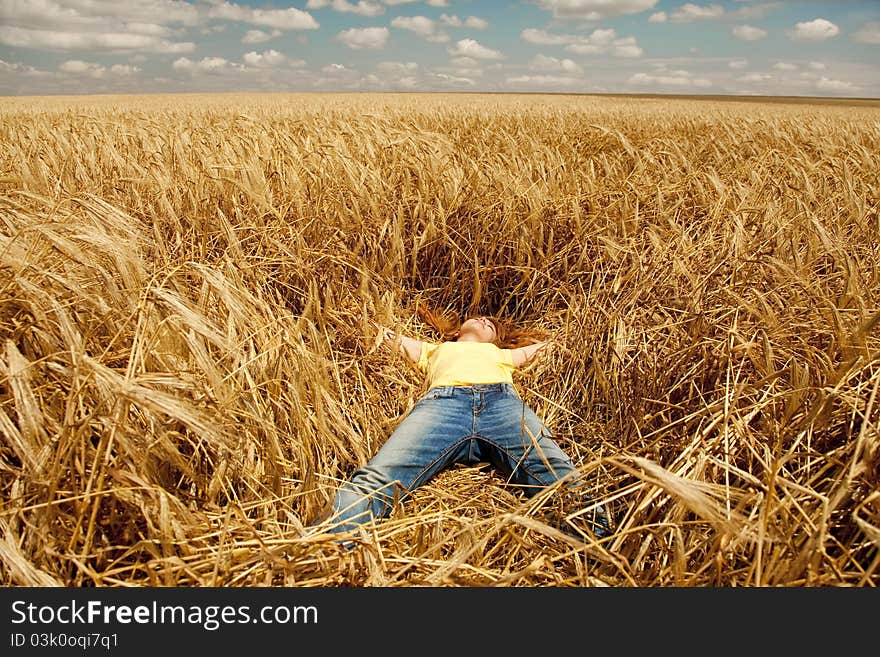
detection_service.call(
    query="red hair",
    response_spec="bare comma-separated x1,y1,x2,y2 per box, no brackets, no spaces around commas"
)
415,302,548,349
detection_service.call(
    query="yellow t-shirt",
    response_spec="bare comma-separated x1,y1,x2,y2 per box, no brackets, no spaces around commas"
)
416,341,516,389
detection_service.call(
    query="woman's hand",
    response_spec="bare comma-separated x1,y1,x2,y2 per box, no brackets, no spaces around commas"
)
371,320,423,363
379,325,401,348
511,340,551,367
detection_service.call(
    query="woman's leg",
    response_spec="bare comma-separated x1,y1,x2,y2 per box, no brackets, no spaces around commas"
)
324,386,475,536
476,384,609,536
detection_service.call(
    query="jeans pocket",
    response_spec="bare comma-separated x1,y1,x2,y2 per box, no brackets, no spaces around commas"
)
419,386,454,402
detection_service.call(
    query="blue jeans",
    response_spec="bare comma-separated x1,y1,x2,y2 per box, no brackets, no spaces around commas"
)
324,383,608,538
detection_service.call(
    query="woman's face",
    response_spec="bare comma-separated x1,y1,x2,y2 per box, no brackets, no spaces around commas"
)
460,316,498,342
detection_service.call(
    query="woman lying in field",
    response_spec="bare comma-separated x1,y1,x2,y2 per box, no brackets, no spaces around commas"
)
311,303,609,546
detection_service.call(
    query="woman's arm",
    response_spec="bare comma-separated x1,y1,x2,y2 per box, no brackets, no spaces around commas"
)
378,325,423,364
510,340,550,368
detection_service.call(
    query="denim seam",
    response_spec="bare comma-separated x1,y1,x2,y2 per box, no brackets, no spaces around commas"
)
471,434,559,489
406,434,475,493
402,387,535,490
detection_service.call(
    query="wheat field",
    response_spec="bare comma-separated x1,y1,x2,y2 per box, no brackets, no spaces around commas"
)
0,92,878,587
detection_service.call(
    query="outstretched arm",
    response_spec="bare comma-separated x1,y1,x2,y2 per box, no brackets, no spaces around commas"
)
510,340,550,368
377,324,423,364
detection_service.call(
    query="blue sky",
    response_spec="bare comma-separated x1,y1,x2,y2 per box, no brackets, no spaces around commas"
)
1,1,878,97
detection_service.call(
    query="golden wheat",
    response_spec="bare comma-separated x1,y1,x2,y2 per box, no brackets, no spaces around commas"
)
0,92,878,586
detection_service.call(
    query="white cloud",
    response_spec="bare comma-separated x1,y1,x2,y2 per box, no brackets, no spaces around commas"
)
448,38,504,60
729,1,779,22
816,77,858,93
788,18,839,42
852,22,880,45
337,26,389,49
630,73,685,86
507,74,580,87
391,16,448,42
567,44,601,55
376,61,418,74
59,59,105,77
563,29,643,58
124,23,174,38
588,30,619,47
0,0,202,30
370,61,421,89
449,66,484,78
629,71,711,87
520,28,575,46
536,0,659,20
391,16,434,36
242,29,281,44
529,53,582,73
0,25,195,53
242,49,288,68
395,76,418,88
110,64,140,75
611,36,643,58
172,56,240,73
434,72,475,86
439,15,488,30
0,58,49,77
732,25,767,41
465,16,488,30
305,0,383,17
208,1,319,30
669,3,724,22
1,0,872,97
0,0,314,55
360,69,414,88
737,72,771,83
